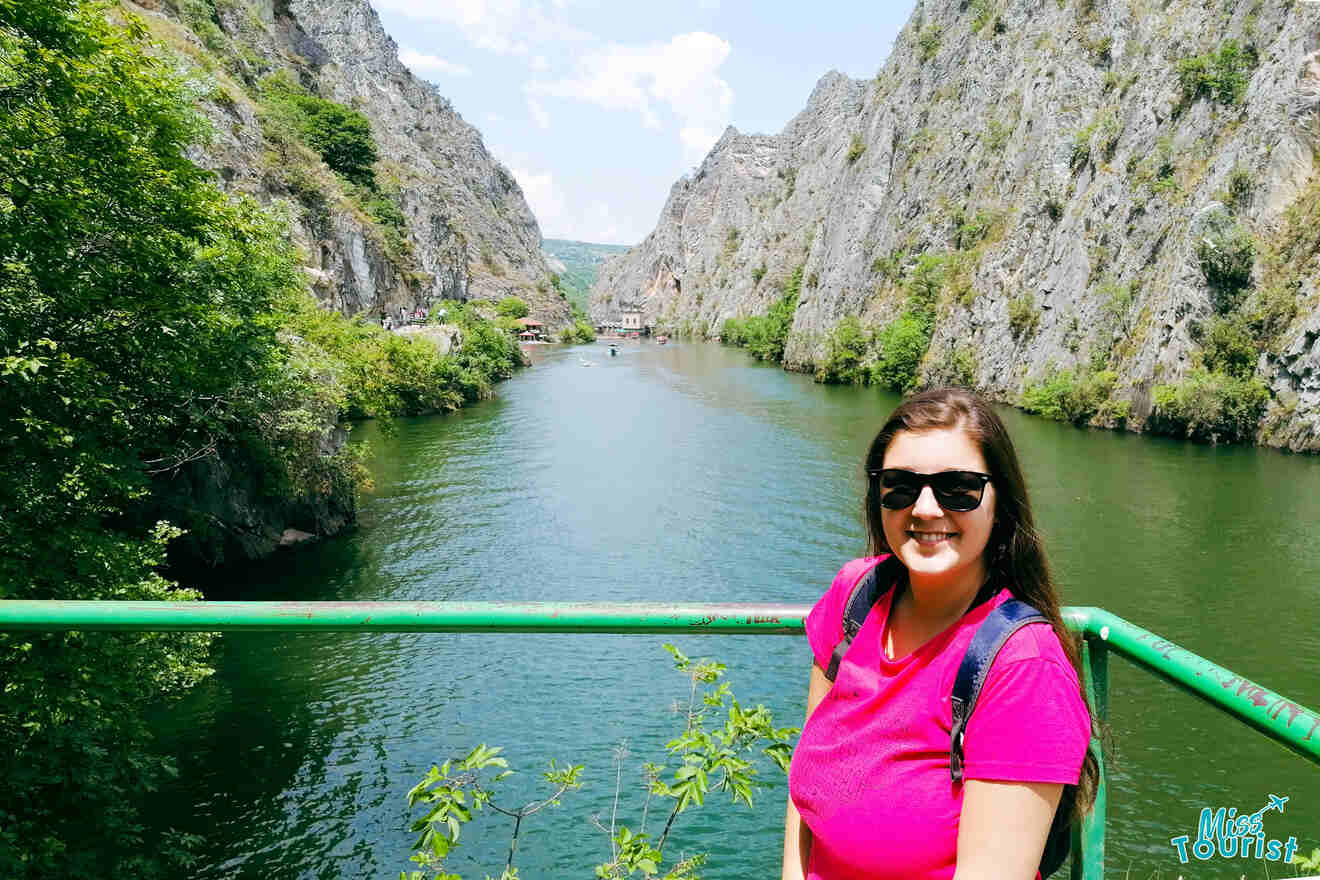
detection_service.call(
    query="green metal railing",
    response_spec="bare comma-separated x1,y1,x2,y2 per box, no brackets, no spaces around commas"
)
2,600,1317,879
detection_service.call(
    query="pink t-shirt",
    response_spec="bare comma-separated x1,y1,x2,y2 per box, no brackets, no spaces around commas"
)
788,557,1091,880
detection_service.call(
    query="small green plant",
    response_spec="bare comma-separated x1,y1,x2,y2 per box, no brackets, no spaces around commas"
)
1021,368,1124,425
846,135,866,164
969,0,995,32
260,72,379,187
1150,368,1269,444
723,228,740,259
1043,196,1064,222
1201,314,1256,379
751,263,766,284
872,314,930,391
917,24,943,61
985,119,1010,152
402,647,796,880
1177,40,1256,107
1196,211,1255,313
1226,166,1254,211
495,297,529,319
953,208,993,250
816,315,870,385
1007,293,1040,340
1292,844,1320,873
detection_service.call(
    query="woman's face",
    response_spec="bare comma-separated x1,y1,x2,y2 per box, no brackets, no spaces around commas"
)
879,425,997,592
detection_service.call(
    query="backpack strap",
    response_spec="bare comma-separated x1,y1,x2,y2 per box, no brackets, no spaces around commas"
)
823,555,901,682
948,599,1047,783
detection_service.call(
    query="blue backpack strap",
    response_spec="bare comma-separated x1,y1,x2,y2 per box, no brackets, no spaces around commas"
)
824,556,899,682
948,598,1047,783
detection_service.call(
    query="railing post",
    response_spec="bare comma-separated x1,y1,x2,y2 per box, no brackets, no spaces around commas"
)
1073,635,1109,880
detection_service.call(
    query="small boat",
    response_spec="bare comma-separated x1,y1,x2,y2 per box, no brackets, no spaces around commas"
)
609,344,618,357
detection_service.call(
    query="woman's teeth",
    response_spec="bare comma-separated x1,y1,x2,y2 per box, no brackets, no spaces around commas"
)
909,531,955,545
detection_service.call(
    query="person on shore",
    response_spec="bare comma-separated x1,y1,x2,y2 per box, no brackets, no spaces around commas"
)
782,388,1096,880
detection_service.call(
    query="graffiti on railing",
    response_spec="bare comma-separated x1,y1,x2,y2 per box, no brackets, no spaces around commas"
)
1131,632,1320,741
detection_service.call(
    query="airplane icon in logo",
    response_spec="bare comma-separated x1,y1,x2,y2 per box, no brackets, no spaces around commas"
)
1248,793,1289,821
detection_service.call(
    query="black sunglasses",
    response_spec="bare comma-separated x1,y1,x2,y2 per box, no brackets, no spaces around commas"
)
869,469,992,512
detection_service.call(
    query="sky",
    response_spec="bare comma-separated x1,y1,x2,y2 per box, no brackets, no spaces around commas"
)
370,0,918,246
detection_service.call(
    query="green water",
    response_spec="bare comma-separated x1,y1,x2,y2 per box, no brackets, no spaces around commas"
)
152,341,1320,879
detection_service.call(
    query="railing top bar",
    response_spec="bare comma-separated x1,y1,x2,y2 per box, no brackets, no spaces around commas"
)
2,600,1316,762
0,600,812,635
1065,606,1320,765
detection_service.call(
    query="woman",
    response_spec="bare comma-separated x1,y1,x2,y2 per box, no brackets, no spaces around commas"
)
782,388,1097,880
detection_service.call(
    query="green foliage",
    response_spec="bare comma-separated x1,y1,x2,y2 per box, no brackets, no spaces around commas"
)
751,263,766,284
1021,369,1126,425
1177,40,1255,107
723,227,740,259
260,71,378,187
1226,166,1254,211
952,208,993,250
1201,314,1257,379
1293,845,1320,873
560,320,597,344
1151,368,1269,443
1043,196,1064,222
871,247,910,282
815,316,869,385
720,266,802,364
984,119,1010,152
402,648,795,880
0,2,330,873
917,24,942,61
1007,293,1040,339
872,315,930,391
969,0,995,33
846,134,866,164
869,254,945,391
495,297,530,319
1196,211,1255,313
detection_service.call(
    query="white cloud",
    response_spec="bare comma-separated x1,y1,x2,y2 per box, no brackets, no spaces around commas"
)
526,97,551,129
526,32,733,156
508,166,567,235
399,47,472,78
375,0,590,56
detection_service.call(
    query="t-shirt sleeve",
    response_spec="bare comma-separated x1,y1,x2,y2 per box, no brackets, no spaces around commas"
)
961,653,1092,785
803,557,881,671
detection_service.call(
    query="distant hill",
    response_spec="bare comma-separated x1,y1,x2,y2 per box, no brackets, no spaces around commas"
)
542,239,632,312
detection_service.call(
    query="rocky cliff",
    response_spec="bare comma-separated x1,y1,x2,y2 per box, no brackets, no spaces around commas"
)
132,0,570,326
592,0,1320,450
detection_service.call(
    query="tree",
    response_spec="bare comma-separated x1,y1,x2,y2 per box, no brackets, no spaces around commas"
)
0,1,304,873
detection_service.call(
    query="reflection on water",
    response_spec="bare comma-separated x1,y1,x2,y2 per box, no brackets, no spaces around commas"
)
151,342,1320,879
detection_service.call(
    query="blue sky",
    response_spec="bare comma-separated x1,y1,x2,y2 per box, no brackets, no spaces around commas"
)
371,0,918,245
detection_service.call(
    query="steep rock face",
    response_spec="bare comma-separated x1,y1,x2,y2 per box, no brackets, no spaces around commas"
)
593,0,1320,449
135,0,570,326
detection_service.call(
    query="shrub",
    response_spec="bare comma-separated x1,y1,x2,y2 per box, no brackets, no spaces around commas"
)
1044,196,1064,222
1007,293,1040,339
872,314,930,391
723,227,740,259
261,73,378,187
1021,368,1121,424
917,25,943,61
953,209,993,250
722,265,803,363
1177,40,1256,107
559,320,596,344
1195,211,1255,313
816,316,869,385
905,253,944,326
969,0,994,33
495,296,530,319
1201,315,1256,379
1226,166,1254,211
1150,368,1269,443
847,135,866,164
751,263,766,284
985,119,1010,152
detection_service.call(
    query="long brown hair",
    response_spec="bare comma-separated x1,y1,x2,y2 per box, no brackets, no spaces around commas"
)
863,387,1099,816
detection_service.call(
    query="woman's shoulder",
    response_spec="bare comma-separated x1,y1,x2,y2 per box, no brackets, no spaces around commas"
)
987,591,1080,681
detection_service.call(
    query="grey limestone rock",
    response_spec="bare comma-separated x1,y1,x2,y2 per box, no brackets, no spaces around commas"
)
592,0,1320,449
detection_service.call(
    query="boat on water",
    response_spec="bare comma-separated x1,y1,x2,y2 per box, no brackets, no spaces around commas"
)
608,344,618,357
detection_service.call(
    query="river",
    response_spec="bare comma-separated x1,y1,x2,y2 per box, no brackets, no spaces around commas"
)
151,340,1319,879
